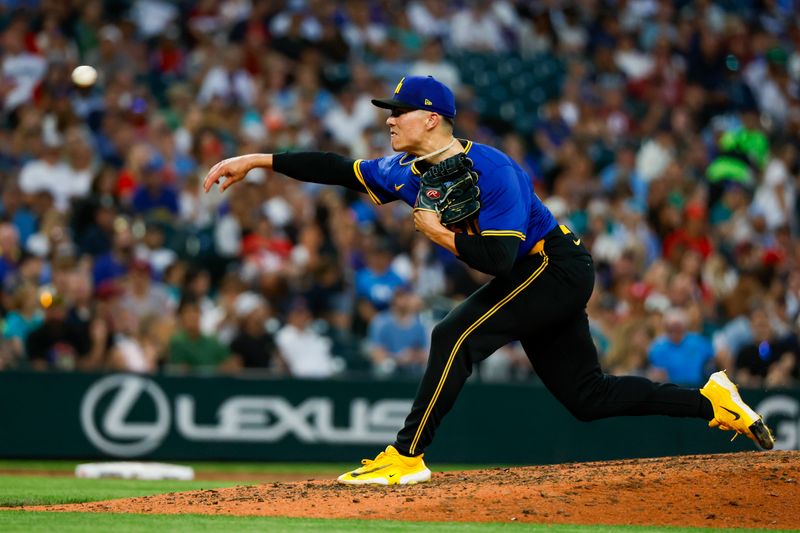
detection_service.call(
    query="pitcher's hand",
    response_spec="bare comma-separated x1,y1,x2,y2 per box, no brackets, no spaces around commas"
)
203,154,257,193
413,208,443,237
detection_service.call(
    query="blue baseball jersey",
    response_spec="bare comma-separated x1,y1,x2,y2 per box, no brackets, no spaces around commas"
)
354,140,557,257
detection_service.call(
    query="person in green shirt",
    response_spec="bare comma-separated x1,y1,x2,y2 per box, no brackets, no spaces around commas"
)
706,109,769,208
168,296,240,374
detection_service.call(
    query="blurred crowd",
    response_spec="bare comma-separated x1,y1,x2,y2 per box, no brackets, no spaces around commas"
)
0,0,798,388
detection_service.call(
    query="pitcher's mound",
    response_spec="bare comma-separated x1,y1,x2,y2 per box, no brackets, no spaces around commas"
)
34,451,800,528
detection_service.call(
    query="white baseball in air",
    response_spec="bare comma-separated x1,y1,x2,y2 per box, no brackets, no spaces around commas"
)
71,65,98,87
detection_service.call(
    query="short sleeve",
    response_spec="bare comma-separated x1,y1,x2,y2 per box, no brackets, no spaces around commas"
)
477,164,527,240
367,314,387,347
701,337,714,362
648,339,666,367
168,336,191,365
212,338,229,364
354,157,400,205
764,160,787,187
411,321,428,349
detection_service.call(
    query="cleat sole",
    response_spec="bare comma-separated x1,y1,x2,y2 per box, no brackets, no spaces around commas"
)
750,420,775,450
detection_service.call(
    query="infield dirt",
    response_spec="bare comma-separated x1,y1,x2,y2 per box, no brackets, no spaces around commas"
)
27,451,800,529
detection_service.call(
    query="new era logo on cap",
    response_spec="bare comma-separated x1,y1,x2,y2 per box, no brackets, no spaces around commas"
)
372,76,456,118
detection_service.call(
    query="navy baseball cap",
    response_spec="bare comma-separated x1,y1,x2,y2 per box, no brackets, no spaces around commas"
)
372,76,456,118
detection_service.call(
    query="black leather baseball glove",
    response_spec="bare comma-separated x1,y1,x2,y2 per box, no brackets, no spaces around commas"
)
414,153,480,225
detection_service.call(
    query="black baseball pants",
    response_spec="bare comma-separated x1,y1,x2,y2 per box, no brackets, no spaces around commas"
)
394,225,712,456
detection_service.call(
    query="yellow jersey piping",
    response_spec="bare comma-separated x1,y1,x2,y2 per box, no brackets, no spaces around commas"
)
480,230,526,240
353,159,382,205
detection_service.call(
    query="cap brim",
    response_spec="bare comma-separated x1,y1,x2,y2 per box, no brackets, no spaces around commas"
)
371,98,418,111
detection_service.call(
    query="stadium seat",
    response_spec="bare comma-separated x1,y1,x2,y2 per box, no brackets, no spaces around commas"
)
450,50,564,133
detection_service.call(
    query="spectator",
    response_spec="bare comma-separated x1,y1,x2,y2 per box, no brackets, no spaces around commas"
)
710,182,752,244
634,127,674,185
322,89,378,156
599,146,647,208
0,0,796,389
533,100,572,174
736,307,799,389
752,142,797,232
324,302,370,372
196,46,255,107
340,2,388,58
26,289,106,371
614,33,654,80
168,296,239,373
1,18,47,112
406,1,451,41
662,203,713,264
373,40,411,86
648,307,715,386
0,184,36,247
368,289,428,378
109,312,171,374
2,284,44,365
517,10,555,56
749,47,797,127
270,11,312,61
605,319,655,377
408,39,461,94
388,8,424,55
181,267,225,337
76,194,117,257
131,161,180,218
120,259,174,320
450,3,508,52
552,5,588,54
134,222,177,278
18,132,87,212
355,240,406,313
0,222,21,287
275,299,340,379
92,218,134,287
228,292,284,371
705,109,769,208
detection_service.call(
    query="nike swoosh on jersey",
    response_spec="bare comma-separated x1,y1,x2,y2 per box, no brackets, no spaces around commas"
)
573,238,581,246
394,183,405,191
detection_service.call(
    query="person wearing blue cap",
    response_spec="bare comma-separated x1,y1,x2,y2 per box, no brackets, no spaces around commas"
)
203,75,774,486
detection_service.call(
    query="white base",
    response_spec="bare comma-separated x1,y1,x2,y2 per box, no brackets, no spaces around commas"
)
75,462,195,480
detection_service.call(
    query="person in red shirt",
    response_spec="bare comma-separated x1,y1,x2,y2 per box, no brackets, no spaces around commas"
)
662,202,713,263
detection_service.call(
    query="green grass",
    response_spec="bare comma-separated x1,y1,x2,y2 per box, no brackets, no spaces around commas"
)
0,459,504,475
1,468,793,533
0,476,240,507
0,513,788,533
0,476,792,532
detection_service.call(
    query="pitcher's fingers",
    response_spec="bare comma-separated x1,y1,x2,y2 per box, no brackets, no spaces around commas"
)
203,162,226,192
219,174,241,192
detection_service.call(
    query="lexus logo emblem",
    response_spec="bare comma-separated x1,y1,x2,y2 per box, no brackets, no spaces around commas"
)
80,375,170,457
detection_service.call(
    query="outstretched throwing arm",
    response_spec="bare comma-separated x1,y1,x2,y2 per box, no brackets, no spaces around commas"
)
203,152,367,194
203,154,272,193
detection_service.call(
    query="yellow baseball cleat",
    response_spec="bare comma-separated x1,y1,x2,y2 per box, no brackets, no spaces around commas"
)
700,371,775,450
337,445,432,485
